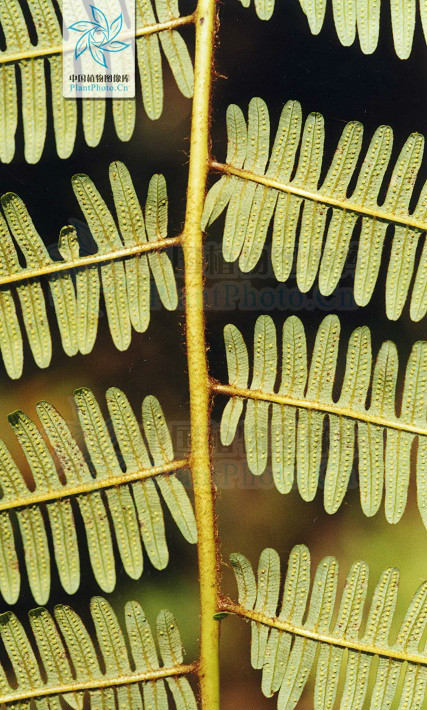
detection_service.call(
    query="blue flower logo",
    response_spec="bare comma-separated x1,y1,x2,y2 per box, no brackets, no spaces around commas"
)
68,5,130,69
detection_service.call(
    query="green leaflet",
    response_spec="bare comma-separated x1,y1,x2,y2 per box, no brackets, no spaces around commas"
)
229,552,257,609
2,191,80,357
262,545,310,697
223,97,270,263
251,548,280,669
58,226,100,355
332,0,356,45
142,395,197,543
145,174,179,310
205,99,427,322
301,0,327,34
0,513,19,606
230,546,427,710
298,120,362,293
36,399,116,594
389,183,427,321
155,0,194,98
0,0,194,162
390,0,416,59
358,341,397,517
136,0,163,119
297,315,340,501
0,65,18,164
49,55,77,158
239,0,421,58
244,316,277,475
110,162,178,319
126,600,169,710
0,163,178,377
385,341,427,524
0,387,196,605
254,0,275,20
72,174,132,352
341,566,399,709
109,161,151,334
357,0,381,54
107,387,169,570
29,607,82,710
272,111,323,282
0,439,50,604
26,0,76,159
112,98,136,143
319,123,392,297
278,556,338,710
314,559,368,710
354,131,424,307
202,104,247,229
220,314,427,529
1,193,52,369
20,58,47,165
220,324,249,445
0,611,48,709
157,609,198,710
8,409,80,596
82,99,106,148
325,325,371,513
239,100,302,273
0,214,23,379
91,597,143,710
271,316,306,494
0,598,195,710
384,581,427,708
54,603,112,710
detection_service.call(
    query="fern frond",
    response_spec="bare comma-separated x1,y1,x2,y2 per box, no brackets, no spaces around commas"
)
0,596,197,710
0,0,194,163
204,98,427,322
0,161,178,378
223,544,427,710
238,0,424,59
213,313,427,528
0,386,196,605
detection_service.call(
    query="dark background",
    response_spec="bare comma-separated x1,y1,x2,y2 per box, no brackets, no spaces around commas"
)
0,0,426,707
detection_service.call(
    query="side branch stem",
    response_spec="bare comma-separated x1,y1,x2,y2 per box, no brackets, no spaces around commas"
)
0,15,195,64
182,0,219,708
0,663,197,704
0,459,189,512
220,601,427,666
0,236,181,288
210,161,427,233
211,383,427,438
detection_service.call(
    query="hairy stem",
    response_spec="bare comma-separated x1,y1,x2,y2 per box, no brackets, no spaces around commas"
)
221,601,427,666
183,0,219,707
211,161,427,233
211,382,427,437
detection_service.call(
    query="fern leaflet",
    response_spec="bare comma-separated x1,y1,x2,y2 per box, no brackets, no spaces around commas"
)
223,544,427,710
0,161,178,378
0,596,196,710
204,98,427,323
0,387,196,605
214,314,427,529
0,0,194,162
239,0,426,59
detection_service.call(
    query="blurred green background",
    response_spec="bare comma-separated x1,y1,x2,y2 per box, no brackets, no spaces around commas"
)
0,0,427,707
